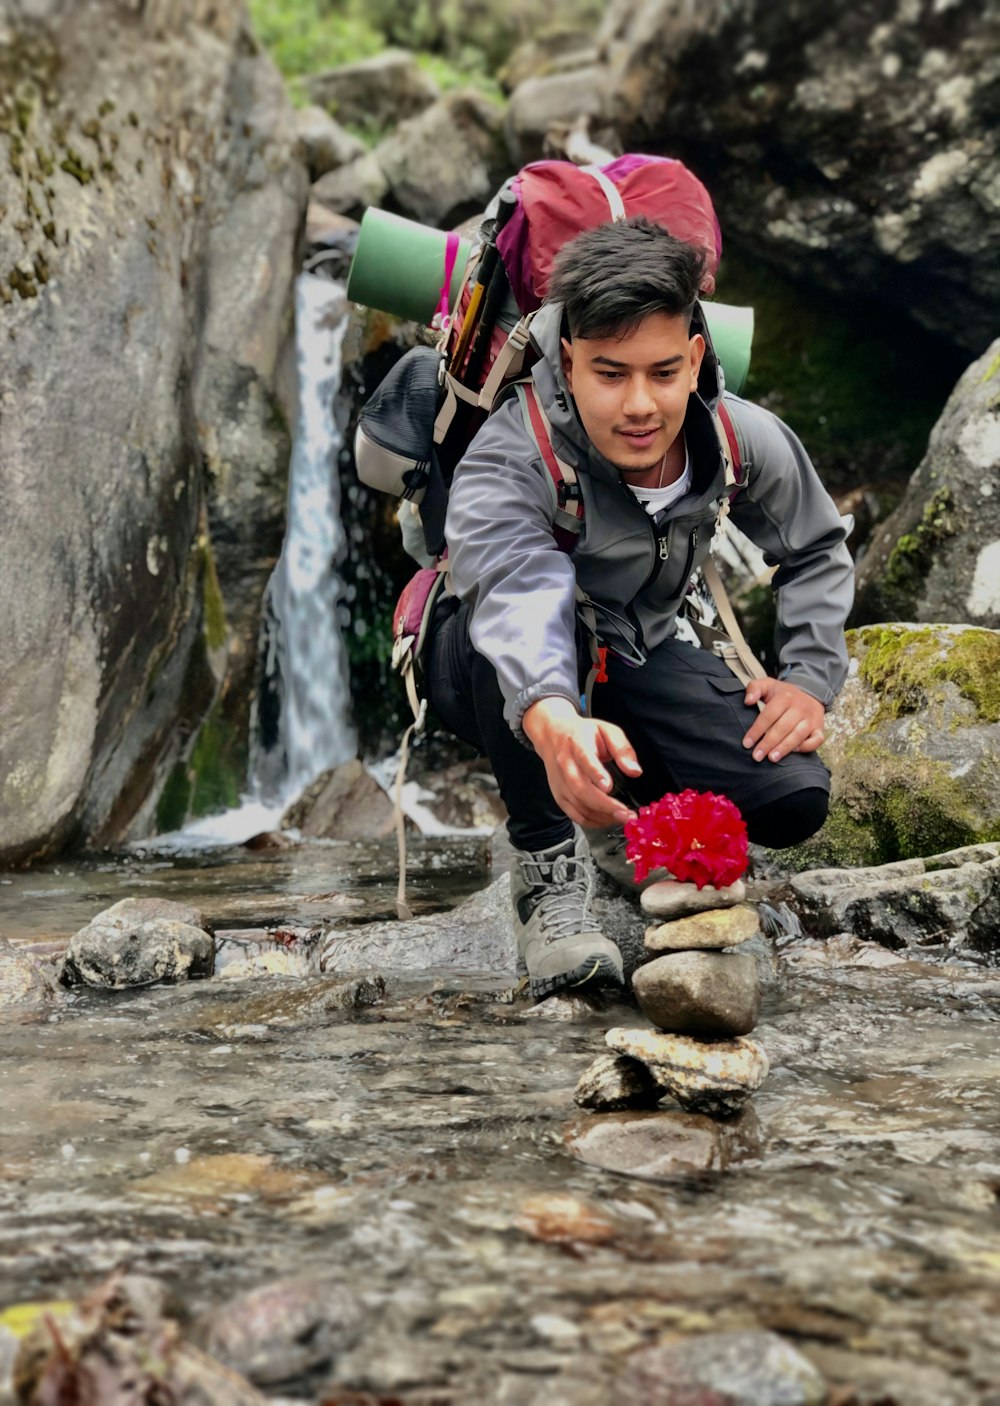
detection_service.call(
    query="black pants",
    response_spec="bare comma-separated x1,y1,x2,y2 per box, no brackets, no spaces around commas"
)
423,598,830,853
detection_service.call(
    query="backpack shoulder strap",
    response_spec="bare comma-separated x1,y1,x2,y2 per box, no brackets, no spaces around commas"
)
715,400,748,496
514,382,584,554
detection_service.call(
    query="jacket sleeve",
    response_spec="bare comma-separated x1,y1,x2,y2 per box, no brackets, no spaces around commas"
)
725,396,854,707
445,397,581,739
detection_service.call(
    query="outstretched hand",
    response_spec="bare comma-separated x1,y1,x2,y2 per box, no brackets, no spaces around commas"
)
742,677,825,763
522,697,641,827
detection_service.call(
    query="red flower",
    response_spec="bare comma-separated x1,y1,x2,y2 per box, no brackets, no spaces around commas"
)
624,789,748,889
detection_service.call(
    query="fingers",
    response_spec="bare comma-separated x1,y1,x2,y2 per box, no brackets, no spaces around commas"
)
595,721,643,779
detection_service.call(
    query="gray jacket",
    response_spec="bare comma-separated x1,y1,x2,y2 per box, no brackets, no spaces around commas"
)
445,301,854,740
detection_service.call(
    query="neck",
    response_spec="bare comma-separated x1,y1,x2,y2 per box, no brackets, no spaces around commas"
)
622,436,686,490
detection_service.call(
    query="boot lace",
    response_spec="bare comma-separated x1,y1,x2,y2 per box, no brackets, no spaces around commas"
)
520,852,596,944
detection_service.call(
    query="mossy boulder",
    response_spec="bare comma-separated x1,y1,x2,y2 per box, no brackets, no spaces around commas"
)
853,338,1000,627
780,623,1000,871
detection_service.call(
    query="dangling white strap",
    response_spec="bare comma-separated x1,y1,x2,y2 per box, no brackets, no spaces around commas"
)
582,164,627,222
477,314,534,412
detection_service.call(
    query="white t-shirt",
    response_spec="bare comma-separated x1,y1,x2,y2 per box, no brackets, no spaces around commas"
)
629,440,691,516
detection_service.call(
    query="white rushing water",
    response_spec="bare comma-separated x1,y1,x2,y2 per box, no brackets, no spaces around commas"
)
260,273,358,798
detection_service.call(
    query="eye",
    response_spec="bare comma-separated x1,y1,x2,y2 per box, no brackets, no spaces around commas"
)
597,371,623,381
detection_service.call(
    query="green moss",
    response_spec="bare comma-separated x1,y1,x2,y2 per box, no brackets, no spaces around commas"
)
855,624,1000,724
878,487,957,613
187,710,244,817
201,540,227,651
59,149,93,184
980,351,1000,384
155,764,192,834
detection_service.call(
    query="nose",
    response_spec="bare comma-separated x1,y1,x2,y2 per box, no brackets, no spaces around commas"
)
622,375,657,418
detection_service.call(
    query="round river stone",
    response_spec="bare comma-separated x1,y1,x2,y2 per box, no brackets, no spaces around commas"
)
632,950,761,1037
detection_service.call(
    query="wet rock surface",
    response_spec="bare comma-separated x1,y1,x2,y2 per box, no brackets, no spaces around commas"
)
574,1052,662,1112
567,1108,762,1178
0,948,55,1009
200,1276,364,1385
607,1027,770,1118
643,903,760,952
62,897,215,989
778,842,1000,956
614,1329,826,1406
632,950,761,1037
640,877,747,921
2,843,1000,1405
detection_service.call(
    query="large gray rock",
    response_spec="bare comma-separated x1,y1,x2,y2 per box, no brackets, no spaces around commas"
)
777,842,1000,956
282,758,394,840
601,0,999,354
614,1330,826,1406
505,65,610,164
0,0,307,862
374,90,509,228
306,50,440,135
632,950,761,1037
316,871,517,978
782,623,1000,871
854,340,1000,627
62,897,214,989
294,105,366,180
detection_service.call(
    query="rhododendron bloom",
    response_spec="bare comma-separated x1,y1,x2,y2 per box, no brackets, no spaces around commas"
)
624,789,748,888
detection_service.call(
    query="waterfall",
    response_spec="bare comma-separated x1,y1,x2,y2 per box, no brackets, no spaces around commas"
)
154,272,357,849
251,273,358,802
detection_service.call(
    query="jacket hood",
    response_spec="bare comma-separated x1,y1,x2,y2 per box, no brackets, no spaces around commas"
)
528,299,727,488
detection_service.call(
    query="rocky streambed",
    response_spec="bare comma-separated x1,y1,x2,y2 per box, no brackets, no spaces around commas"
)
2,841,999,1405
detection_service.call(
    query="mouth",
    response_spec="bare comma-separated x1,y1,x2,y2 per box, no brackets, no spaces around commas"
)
616,428,661,450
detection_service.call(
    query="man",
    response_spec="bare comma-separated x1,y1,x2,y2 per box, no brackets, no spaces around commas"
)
422,216,853,998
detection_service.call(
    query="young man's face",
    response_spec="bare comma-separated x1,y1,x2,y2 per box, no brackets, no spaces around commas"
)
560,311,705,474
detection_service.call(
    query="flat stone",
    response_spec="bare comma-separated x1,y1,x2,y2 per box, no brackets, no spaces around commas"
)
574,1053,662,1112
614,1330,826,1405
606,1028,769,1118
640,877,746,920
632,950,761,1037
644,904,760,953
566,1108,761,1178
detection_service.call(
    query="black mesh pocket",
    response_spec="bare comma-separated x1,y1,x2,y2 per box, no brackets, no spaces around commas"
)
359,345,444,498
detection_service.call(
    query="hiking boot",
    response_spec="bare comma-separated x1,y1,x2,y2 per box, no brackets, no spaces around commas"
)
510,829,624,1000
584,823,671,895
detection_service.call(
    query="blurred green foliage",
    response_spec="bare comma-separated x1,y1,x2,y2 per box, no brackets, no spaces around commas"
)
248,0,603,102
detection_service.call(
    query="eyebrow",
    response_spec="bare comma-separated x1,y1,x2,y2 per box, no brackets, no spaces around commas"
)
590,354,685,369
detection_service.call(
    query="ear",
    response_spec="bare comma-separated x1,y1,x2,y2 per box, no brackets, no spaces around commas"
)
688,332,706,389
560,336,574,389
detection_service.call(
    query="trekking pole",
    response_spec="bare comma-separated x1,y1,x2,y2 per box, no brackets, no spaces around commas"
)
450,189,520,385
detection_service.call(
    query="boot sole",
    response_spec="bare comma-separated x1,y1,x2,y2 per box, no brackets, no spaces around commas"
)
530,952,625,1001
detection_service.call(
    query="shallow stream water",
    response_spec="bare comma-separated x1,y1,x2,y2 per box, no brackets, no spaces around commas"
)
2,843,999,1404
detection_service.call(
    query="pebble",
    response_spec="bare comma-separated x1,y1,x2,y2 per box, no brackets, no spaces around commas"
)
514,1193,617,1245
644,903,760,953
606,1027,770,1118
640,877,746,919
200,1277,363,1386
574,1052,662,1112
614,1329,826,1405
632,950,761,1037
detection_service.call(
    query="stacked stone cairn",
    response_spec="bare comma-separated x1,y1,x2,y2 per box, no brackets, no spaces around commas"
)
575,879,769,1119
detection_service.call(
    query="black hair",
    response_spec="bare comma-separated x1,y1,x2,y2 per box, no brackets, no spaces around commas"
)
547,214,707,340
